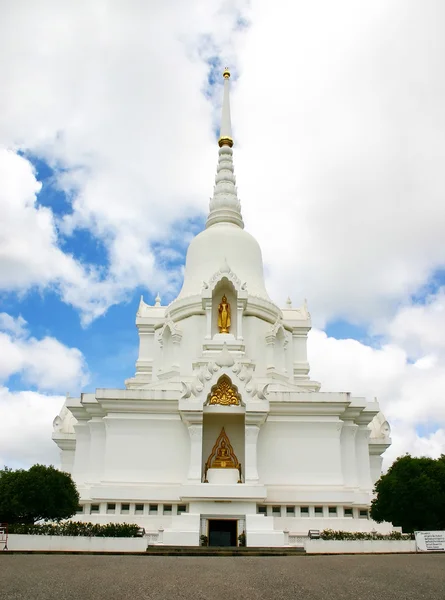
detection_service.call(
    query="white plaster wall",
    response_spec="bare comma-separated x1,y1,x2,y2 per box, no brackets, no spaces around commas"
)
8,535,147,552
71,423,91,484
265,488,371,505
102,416,189,483
246,514,285,547
275,517,396,534
151,325,162,372
355,427,373,491
88,419,106,482
305,540,416,554
168,314,205,377
369,454,384,485
202,413,245,477
272,328,291,375
162,512,200,545
292,330,308,364
136,324,155,365
189,501,257,516
258,420,343,485
79,483,184,502
60,449,75,474
149,315,206,379
161,327,174,370
247,531,285,547
162,531,199,546
72,514,174,530
242,317,270,376
340,423,358,487
283,329,293,375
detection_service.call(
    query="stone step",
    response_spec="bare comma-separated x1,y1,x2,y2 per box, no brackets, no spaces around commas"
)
145,546,306,556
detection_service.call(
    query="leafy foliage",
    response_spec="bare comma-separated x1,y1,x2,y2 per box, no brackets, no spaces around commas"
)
8,521,141,537
370,454,445,533
320,529,412,540
0,465,79,524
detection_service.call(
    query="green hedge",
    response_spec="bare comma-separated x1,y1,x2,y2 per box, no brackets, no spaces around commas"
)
320,529,413,540
8,521,141,537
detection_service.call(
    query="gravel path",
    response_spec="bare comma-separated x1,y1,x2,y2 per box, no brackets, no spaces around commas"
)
1,554,444,600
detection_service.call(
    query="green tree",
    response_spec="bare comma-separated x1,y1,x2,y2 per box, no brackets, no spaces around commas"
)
0,464,80,524
371,454,445,533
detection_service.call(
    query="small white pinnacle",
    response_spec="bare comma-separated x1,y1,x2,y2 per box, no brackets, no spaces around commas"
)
155,293,161,307
220,257,230,273
286,297,292,308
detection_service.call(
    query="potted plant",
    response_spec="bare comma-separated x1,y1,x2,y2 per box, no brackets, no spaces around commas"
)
238,531,246,547
200,534,209,546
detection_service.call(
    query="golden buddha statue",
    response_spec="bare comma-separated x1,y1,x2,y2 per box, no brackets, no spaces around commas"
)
203,428,242,482
218,295,231,333
212,440,236,469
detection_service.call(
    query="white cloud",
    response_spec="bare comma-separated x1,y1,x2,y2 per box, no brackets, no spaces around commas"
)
378,288,445,359
233,0,445,324
0,1,249,323
308,289,445,466
0,149,75,289
0,313,27,337
0,314,88,392
0,313,86,469
0,387,63,469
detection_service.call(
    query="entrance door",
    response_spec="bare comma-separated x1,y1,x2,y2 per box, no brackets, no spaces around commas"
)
208,519,238,547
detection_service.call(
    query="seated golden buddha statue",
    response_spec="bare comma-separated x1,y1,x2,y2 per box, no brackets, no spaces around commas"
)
212,440,236,469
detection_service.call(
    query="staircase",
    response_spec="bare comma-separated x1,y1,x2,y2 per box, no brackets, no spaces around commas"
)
145,546,306,556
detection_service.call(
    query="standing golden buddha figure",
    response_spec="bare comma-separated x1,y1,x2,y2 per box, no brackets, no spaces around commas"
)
218,295,231,333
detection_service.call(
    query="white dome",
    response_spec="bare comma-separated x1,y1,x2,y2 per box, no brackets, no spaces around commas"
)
177,222,271,300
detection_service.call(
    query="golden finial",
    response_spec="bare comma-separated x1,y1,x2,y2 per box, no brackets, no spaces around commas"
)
223,67,230,79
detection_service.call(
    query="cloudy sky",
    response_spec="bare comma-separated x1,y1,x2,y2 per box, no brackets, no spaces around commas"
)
1,0,444,470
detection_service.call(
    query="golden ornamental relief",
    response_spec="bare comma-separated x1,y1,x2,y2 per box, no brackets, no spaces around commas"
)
208,374,240,406
204,427,242,483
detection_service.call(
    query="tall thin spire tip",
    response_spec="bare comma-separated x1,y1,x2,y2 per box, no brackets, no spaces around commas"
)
206,66,243,229
218,68,233,148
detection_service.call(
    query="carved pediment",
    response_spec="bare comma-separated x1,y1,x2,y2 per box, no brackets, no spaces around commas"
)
207,374,241,406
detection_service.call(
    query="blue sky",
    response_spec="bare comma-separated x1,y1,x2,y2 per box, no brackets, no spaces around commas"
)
1,0,445,468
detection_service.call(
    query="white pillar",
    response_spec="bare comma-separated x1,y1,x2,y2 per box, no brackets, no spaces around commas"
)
340,422,358,487
187,424,203,482
292,327,310,380
171,332,182,369
71,421,91,483
245,424,260,483
88,419,106,482
265,333,275,372
355,425,373,490
135,323,155,382
204,300,212,339
236,301,243,340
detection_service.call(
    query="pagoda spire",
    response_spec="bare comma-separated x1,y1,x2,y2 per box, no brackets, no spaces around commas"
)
206,68,244,229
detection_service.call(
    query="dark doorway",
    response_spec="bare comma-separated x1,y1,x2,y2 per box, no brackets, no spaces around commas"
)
208,519,238,547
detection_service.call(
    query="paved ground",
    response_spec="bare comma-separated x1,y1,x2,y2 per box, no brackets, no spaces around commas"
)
1,554,444,600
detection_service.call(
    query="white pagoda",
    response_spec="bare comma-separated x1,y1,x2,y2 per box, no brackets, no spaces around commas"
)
53,69,393,547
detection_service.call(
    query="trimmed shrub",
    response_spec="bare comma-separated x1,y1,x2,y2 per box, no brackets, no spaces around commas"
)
320,529,413,541
8,521,141,537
